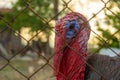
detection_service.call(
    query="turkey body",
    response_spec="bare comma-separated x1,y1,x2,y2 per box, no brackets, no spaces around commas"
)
85,54,120,80
53,12,120,80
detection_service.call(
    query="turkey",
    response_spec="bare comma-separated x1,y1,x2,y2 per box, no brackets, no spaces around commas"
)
53,12,120,80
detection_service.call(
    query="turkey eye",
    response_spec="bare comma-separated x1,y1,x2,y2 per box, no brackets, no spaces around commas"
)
69,24,74,30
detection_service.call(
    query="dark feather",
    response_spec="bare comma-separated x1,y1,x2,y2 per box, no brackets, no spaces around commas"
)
85,54,120,80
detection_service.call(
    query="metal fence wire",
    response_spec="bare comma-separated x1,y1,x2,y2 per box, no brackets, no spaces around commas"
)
0,0,120,80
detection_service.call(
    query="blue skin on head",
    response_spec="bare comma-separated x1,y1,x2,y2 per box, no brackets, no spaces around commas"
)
65,20,80,39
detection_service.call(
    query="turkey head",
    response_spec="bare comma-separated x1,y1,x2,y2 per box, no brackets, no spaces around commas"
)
54,12,90,80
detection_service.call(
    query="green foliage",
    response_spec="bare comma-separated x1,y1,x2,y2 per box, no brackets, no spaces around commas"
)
96,1,120,48
2,0,54,32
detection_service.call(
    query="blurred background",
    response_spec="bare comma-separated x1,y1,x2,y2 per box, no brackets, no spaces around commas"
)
0,0,120,80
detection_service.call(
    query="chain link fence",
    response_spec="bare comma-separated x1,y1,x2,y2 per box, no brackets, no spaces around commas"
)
0,0,120,80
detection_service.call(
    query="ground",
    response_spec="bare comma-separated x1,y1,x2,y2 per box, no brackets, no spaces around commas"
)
0,58,55,80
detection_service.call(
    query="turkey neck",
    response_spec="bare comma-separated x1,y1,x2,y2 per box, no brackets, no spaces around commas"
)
58,28,88,80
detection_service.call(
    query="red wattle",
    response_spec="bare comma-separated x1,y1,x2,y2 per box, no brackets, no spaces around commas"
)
54,12,90,80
